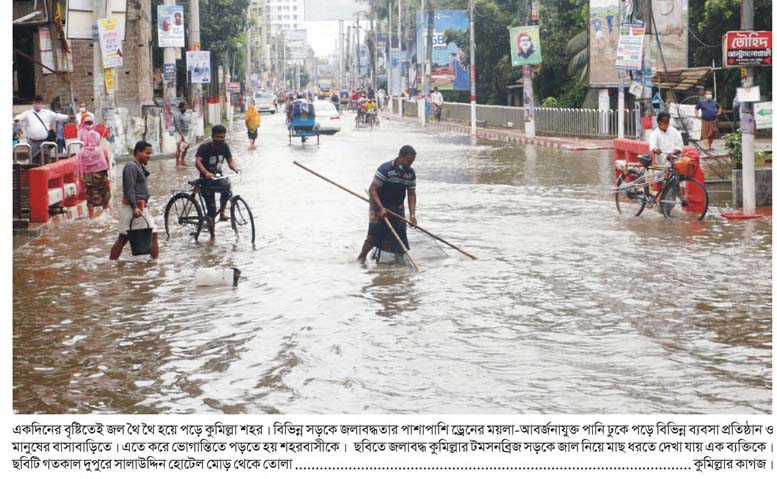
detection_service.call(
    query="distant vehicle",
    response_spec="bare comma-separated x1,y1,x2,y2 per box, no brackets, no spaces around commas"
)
313,101,341,135
316,77,336,99
253,92,276,114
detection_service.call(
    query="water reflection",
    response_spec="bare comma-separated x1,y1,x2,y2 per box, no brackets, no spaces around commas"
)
13,113,771,414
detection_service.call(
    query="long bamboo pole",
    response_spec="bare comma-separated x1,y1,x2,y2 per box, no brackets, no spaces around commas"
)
292,160,477,260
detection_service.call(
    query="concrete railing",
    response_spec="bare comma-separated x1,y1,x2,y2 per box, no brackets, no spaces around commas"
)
395,99,639,138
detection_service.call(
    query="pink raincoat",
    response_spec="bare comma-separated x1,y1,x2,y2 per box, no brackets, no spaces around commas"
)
75,115,109,194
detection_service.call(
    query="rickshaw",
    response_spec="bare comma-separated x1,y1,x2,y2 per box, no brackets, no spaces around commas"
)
287,99,320,145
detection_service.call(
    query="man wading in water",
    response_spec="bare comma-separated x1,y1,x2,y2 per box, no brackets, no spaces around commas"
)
357,145,418,263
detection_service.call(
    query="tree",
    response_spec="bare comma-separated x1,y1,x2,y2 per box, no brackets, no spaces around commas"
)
199,0,251,94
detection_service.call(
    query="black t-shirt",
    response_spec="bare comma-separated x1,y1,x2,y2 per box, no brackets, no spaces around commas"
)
373,159,416,207
195,141,232,177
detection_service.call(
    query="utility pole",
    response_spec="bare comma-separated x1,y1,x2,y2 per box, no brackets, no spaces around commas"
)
246,26,251,102
93,0,107,123
388,1,393,111
339,20,344,89
356,14,361,88
522,1,535,138
617,0,624,138
469,0,476,136
740,0,756,214
398,0,403,117
371,0,378,95
162,0,178,153
188,0,203,135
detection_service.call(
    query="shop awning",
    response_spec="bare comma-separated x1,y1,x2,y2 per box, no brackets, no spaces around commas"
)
652,67,719,91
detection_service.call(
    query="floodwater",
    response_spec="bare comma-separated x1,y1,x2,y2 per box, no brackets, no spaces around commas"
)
13,110,772,414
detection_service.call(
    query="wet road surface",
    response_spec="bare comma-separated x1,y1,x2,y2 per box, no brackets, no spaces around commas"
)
13,109,772,414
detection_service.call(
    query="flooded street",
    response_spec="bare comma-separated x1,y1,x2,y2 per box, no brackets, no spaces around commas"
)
13,111,771,414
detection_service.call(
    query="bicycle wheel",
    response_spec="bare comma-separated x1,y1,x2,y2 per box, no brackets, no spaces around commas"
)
164,193,203,240
615,173,647,217
230,195,255,243
659,177,709,221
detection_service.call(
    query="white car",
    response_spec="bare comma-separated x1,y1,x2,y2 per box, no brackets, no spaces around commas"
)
313,101,341,135
253,92,276,114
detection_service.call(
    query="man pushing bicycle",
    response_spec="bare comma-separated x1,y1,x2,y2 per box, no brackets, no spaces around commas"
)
195,125,241,237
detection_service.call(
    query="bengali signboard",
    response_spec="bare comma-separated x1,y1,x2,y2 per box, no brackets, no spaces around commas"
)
227,82,241,93
157,5,185,48
723,31,772,67
186,50,211,84
615,23,645,71
285,29,307,61
97,17,123,68
509,26,542,67
416,10,471,91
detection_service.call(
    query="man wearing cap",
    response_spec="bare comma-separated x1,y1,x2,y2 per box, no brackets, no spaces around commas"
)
14,95,73,163
357,145,418,262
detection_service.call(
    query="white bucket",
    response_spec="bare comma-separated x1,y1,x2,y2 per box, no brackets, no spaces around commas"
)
195,267,241,287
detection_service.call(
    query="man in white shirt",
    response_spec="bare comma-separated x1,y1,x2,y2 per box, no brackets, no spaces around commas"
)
648,111,683,167
430,87,444,121
14,95,72,163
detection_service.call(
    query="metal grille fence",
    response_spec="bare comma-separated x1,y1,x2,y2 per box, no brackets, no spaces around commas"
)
396,100,639,138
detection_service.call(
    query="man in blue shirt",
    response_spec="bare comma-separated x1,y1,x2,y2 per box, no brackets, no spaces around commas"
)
695,90,720,151
357,145,418,262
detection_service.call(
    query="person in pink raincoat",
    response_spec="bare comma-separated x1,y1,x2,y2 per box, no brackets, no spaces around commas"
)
75,114,111,218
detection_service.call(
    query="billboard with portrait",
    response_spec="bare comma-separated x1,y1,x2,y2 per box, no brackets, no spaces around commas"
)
509,26,542,67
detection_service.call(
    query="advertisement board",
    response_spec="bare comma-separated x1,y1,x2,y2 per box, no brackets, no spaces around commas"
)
186,51,211,84
589,0,688,87
303,0,360,21
416,10,470,91
509,26,542,67
723,31,772,67
157,5,185,48
97,17,124,68
285,29,307,61
615,23,645,71
66,0,127,40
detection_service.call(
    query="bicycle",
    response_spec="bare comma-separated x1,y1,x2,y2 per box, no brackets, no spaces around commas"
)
614,153,709,221
163,173,256,243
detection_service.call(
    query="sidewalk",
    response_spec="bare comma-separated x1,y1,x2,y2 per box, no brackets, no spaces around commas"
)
381,110,613,151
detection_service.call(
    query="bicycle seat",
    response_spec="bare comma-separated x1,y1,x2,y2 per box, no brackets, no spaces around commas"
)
636,154,653,167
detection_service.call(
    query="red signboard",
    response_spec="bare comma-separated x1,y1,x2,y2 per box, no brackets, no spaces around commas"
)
226,82,241,93
723,31,772,67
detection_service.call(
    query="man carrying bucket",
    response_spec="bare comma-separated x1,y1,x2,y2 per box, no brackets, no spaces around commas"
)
110,141,159,260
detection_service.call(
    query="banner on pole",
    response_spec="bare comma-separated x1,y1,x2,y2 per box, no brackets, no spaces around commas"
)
104,68,115,94
186,51,211,84
509,26,542,67
416,10,470,91
97,17,124,68
158,5,185,48
754,101,772,129
615,23,645,71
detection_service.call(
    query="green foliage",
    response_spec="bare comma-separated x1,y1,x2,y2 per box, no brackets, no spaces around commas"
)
723,130,742,169
541,97,559,107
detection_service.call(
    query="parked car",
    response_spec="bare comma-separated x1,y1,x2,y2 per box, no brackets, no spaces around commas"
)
313,101,341,135
253,92,276,114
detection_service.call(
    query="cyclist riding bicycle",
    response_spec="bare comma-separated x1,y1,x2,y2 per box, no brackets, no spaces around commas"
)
194,124,241,237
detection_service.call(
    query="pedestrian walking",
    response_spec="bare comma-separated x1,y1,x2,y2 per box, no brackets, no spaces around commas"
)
13,95,73,163
173,102,191,166
245,103,261,149
357,145,418,263
110,141,159,259
75,114,111,219
430,87,444,121
695,90,720,151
